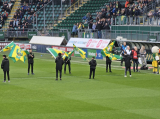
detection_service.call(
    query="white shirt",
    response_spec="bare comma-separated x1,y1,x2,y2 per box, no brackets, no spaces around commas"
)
126,49,131,55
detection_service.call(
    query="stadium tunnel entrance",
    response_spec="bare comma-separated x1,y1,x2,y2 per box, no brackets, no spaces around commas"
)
113,40,160,63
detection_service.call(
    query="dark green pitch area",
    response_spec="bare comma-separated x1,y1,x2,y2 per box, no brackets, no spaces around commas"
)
0,52,160,119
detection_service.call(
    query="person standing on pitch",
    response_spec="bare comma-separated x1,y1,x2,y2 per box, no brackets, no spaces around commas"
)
132,46,139,72
124,51,132,77
106,56,112,72
121,42,128,66
64,55,71,74
27,49,34,75
1,55,10,82
89,57,97,79
126,46,131,55
55,53,64,80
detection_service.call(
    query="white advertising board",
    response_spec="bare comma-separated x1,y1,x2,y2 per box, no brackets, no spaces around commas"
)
15,43,31,50
66,38,111,49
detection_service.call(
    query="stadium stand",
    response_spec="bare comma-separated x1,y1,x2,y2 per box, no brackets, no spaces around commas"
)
1,0,159,32
0,0,14,29
3,0,80,31
55,0,158,32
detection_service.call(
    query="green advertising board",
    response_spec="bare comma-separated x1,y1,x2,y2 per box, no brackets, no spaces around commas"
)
87,49,96,58
28,32,37,39
0,32,4,39
59,32,68,40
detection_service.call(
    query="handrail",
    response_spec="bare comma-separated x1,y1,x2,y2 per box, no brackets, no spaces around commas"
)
65,0,89,17
34,0,52,15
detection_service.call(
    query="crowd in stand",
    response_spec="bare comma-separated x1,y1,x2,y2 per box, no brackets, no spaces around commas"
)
75,0,157,38
0,0,14,28
8,0,51,32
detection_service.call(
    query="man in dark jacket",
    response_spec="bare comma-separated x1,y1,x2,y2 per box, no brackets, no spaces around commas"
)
96,21,102,38
124,52,132,77
106,56,112,72
89,57,97,79
135,7,140,24
55,53,64,80
27,49,34,75
1,55,10,82
64,56,71,74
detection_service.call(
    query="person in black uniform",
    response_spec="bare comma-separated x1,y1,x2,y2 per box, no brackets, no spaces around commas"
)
89,57,97,79
1,55,10,82
64,55,71,74
27,49,34,75
55,53,64,80
124,51,132,77
106,56,112,72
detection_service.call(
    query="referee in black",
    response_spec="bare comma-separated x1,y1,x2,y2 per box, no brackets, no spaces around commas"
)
27,49,34,75
64,55,71,74
1,55,10,82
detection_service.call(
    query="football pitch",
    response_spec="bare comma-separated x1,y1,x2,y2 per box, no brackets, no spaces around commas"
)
0,52,160,119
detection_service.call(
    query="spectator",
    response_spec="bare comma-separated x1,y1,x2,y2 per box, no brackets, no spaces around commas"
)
78,22,84,31
103,23,110,30
24,23,28,29
37,4,40,10
112,5,116,14
9,20,13,28
8,2,12,9
24,16,28,22
27,17,32,24
116,1,121,11
125,0,129,8
39,0,44,5
17,26,21,36
17,13,21,19
89,15,93,22
30,9,35,15
0,0,2,6
89,21,93,31
13,13,17,19
96,21,102,38
72,23,77,37
4,11,8,17
18,20,22,27
148,11,153,24
44,0,48,4
27,8,31,15
2,14,7,21
22,20,26,26
92,22,96,31
129,7,134,25
135,7,140,24
13,19,19,28
117,9,121,16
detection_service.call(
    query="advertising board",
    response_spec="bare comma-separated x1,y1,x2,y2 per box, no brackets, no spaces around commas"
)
66,38,110,49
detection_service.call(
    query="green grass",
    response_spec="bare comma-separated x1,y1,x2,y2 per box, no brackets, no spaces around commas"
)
0,52,160,119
